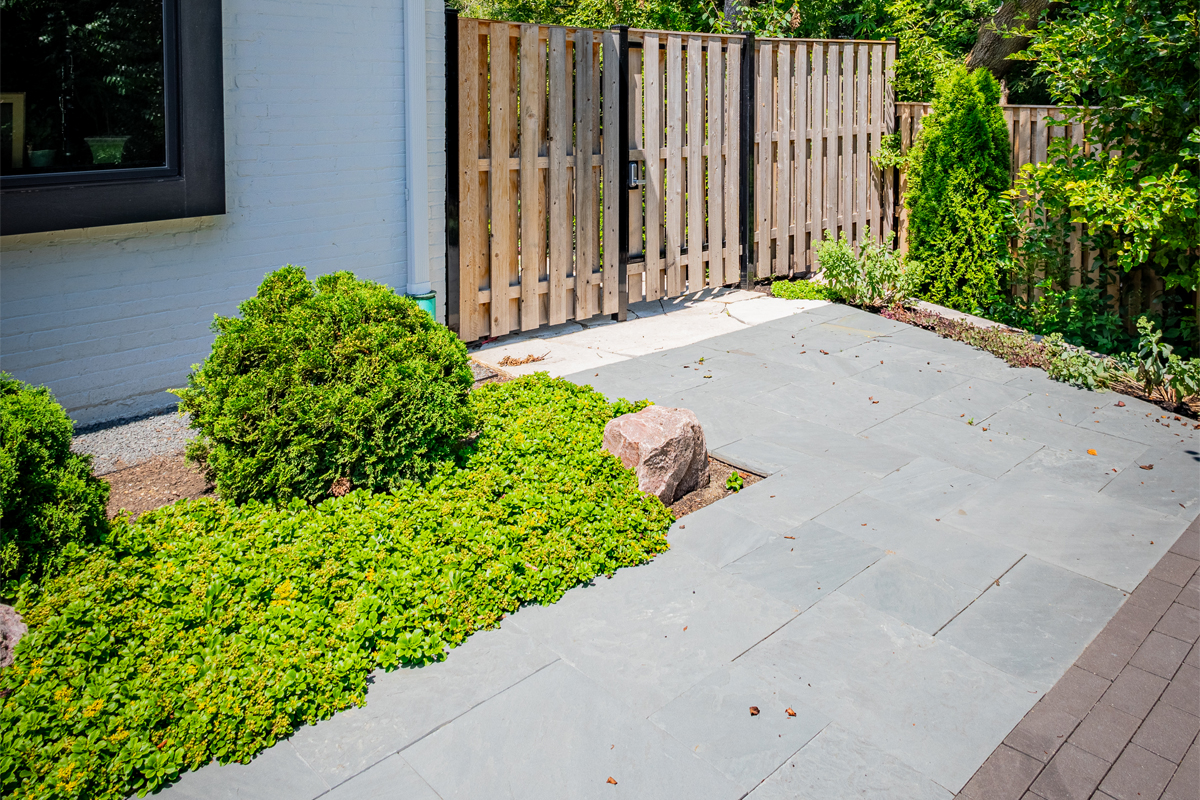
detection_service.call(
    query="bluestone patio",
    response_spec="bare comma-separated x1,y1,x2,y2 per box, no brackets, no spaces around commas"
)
162,300,1198,799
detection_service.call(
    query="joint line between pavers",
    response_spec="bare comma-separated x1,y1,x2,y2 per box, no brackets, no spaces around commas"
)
287,740,333,795
728,546,887,664
316,656,564,795
932,554,1026,639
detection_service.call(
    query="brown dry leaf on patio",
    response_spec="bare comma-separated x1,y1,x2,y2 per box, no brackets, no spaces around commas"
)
606,777,618,785
1140,464,1154,470
1087,449,1097,456
786,707,797,717
498,352,549,367
749,706,761,716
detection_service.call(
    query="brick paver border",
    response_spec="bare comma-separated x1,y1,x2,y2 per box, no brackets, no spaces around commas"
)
956,513,1200,800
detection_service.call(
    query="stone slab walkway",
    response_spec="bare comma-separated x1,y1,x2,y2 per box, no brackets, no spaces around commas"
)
160,303,1199,800
958,516,1199,800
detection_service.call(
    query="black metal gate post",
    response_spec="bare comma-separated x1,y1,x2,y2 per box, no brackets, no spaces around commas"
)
738,31,755,290
614,25,630,321
444,7,460,333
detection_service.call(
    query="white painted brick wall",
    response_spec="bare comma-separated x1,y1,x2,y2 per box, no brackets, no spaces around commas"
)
0,0,448,426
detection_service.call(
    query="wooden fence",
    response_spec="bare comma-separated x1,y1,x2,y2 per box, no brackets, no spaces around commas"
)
751,38,894,280
895,102,1100,288
447,15,897,342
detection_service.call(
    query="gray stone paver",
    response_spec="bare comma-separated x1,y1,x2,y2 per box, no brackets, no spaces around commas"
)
401,660,741,799
156,305,1200,799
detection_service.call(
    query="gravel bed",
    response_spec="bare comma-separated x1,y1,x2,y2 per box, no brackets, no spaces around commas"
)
76,361,500,477
72,410,197,476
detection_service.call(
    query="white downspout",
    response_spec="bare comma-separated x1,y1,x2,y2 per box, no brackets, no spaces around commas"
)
403,0,433,306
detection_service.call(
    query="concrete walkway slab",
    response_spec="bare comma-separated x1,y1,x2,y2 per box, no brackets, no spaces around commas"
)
722,520,884,612
748,724,953,800
285,624,557,785
815,494,1024,592
938,557,1127,689
953,473,1188,592
649,661,830,791
740,591,1039,792
837,554,981,635
401,660,740,800
506,551,800,715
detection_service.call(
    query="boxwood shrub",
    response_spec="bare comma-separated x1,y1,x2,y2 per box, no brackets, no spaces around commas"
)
0,375,670,800
0,374,108,594
175,267,474,505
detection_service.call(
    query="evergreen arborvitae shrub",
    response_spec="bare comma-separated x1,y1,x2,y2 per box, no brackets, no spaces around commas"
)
906,66,1011,312
175,267,474,505
0,374,109,591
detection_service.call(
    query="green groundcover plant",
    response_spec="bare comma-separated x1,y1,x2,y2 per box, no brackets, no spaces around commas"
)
0,375,108,594
175,267,474,506
0,375,671,800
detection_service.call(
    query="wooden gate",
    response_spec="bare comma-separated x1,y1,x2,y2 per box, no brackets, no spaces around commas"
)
445,15,897,341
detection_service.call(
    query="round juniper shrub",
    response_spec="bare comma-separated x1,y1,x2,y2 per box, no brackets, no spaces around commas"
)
175,267,474,504
0,374,109,592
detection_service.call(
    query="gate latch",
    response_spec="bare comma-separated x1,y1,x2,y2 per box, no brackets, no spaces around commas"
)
626,160,644,189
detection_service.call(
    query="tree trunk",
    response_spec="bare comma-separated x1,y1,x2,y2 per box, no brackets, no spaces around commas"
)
965,0,1050,80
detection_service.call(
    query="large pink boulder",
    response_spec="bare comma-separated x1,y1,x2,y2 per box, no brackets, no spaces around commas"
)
603,406,709,504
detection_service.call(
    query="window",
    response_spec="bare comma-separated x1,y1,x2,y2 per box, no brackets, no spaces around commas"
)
0,0,224,235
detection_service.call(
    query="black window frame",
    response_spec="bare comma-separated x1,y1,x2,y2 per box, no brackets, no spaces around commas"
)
0,0,225,235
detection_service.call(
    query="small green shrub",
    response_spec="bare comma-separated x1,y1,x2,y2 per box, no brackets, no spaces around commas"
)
1132,317,1200,406
175,267,474,505
1043,335,1114,391
815,230,918,307
725,471,744,492
988,284,1131,355
0,375,672,800
770,278,831,301
906,66,1010,312
0,374,108,593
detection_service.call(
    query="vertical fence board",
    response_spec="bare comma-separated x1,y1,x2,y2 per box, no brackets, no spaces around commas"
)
881,41,894,240
706,39,725,288
811,42,825,243
603,30,620,315
488,23,516,336
724,38,741,285
839,43,852,237
686,36,704,291
644,35,664,301
794,42,809,267
854,43,867,245
458,20,482,340
665,35,684,296
629,45,645,302
547,27,570,325
775,42,792,274
574,29,597,320
755,41,772,279
519,25,543,331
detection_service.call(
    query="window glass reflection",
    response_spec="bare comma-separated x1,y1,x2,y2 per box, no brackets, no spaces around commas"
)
1,0,166,176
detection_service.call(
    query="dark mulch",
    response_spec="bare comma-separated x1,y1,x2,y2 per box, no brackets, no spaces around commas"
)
102,452,757,523
670,457,762,517
103,455,214,521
